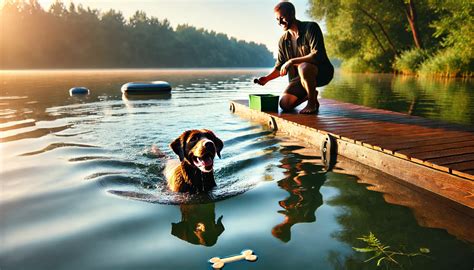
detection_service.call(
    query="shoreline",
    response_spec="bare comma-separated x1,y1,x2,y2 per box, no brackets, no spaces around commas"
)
1,67,471,79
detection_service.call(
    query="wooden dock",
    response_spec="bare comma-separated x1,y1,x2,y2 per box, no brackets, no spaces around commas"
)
230,99,474,213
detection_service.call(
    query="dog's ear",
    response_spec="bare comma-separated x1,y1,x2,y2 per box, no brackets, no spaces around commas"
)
203,129,223,158
170,137,184,161
170,131,190,161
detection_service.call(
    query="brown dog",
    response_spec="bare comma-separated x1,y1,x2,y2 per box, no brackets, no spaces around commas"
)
165,129,224,193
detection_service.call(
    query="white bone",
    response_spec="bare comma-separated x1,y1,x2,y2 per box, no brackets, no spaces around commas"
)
209,249,257,269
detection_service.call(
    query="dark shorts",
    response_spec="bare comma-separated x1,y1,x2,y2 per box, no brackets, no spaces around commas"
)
284,64,334,100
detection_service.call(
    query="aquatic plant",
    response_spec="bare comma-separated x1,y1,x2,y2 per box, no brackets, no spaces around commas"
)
393,48,429,75
418,48,473,77
353,232,430,268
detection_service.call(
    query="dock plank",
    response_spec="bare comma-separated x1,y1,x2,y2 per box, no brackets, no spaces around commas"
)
427,153,474,165
449,161,474,171
411,147,474,161
398,140,474,156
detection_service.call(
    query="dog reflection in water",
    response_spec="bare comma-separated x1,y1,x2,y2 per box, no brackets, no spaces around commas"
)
165,129,224,193
172,203,225,246
272,162,326,243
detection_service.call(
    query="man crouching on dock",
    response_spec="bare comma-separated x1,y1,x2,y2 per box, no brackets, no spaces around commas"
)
255,2,334,114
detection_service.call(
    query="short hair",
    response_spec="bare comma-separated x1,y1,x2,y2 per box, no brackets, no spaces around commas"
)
274,1,296,17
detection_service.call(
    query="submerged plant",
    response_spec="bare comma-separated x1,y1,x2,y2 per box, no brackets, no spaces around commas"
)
353,232,430,268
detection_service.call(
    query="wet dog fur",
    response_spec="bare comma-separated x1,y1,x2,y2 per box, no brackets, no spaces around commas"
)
165,129,223,193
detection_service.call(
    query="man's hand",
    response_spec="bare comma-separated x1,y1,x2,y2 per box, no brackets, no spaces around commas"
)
254,76,269,86
254,68,281,86
280,59,294,76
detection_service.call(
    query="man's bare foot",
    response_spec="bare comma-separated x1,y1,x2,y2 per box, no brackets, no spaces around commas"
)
299,101,320,114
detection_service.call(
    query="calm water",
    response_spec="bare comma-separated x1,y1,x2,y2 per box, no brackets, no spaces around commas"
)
1,69,473,270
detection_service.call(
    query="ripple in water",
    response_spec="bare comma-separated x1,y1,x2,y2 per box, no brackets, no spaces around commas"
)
2,83,281,205
19,142,99,156
96,130,280,205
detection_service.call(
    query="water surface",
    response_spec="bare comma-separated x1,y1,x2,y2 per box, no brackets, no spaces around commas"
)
1,69,473,270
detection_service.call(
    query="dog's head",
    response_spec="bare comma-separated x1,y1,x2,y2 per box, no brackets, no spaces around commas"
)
170,129,224,173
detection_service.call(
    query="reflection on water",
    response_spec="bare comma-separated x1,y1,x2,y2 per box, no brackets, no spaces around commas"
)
272,145,326,243
325,172,474,270
122,93,172,102
1,69,473,270
322,72,474,125
172,203,225,246
333,156,474,243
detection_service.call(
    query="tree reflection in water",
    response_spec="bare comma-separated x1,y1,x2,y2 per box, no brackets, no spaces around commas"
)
272,145,327,242
325,168,474,269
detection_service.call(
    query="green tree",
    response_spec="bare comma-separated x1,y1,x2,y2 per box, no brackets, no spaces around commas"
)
418,0,473,76
309,0,472,76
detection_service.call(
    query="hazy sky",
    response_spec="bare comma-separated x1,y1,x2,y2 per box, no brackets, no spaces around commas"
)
36,0,316,55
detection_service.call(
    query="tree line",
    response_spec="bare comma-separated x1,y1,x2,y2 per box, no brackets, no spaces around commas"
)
0,0,275,69
310,0,473,77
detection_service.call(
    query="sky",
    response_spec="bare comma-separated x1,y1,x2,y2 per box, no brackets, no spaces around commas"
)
36,0,317,56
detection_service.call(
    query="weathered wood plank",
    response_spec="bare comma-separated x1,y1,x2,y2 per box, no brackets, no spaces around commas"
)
427,153,474,165
449,161,474,171
411,147,474,163
395,140,474,156
453,170,474,181
379,136,474,152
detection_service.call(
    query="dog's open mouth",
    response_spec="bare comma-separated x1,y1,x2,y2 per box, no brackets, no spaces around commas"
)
193,153,214,172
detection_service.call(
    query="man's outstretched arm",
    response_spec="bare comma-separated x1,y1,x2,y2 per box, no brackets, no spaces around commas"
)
255,68,281,86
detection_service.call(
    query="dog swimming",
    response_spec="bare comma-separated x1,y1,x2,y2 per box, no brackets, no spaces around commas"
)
165,129,224,193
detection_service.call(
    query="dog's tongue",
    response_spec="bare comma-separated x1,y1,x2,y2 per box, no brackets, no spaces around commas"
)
197,156,213,167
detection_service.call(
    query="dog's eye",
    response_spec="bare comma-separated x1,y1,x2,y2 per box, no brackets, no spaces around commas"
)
189,136,198,143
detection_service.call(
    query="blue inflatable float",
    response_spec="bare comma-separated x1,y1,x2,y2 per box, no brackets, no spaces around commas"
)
69,87,90,95
121,81,172,94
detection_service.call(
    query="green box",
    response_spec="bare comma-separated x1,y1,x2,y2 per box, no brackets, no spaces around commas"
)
249,94,279,112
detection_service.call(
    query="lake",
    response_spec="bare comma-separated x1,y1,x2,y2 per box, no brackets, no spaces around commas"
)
1,69,473,270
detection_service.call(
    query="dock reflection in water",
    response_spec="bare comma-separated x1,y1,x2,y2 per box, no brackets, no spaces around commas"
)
333,156,474,243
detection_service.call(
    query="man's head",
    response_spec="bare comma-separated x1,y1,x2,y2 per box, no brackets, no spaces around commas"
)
274,1,296,31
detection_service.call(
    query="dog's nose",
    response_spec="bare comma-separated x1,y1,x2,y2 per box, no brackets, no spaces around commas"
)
204,140,215,152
